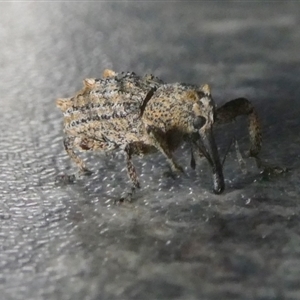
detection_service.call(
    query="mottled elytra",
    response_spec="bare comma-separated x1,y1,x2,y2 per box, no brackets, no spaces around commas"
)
56,69,262,202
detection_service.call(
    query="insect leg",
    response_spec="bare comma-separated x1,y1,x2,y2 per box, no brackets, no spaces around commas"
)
146,126,183,173
125,145,140,189
215,97,262,159
215,98,287,175
116,144,141,203
63,136,91,175
189,132,206,170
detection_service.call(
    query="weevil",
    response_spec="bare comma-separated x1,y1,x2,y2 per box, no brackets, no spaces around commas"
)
56,69,262,201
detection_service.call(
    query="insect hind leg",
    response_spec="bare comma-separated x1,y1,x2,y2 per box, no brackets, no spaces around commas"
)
63,136,92,175
116,144,141,203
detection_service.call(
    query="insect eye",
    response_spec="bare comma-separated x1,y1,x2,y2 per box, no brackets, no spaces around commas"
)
193,116,206,129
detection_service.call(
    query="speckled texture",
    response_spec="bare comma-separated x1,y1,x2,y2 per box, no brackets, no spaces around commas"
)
1,2,300,300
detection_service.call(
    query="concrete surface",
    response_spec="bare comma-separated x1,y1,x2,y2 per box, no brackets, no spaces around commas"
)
1,2,300,300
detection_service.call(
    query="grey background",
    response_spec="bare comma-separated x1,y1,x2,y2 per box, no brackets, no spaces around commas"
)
1,2,300,300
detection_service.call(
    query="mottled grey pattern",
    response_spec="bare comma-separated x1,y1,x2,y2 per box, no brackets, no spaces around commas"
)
1,2,300,300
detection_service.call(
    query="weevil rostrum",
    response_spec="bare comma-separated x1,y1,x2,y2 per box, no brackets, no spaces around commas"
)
56,69,262,201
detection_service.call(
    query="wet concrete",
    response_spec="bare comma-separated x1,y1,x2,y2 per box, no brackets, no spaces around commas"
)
1,2,300,300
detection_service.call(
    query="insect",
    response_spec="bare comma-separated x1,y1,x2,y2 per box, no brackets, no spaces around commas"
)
56,69,262,201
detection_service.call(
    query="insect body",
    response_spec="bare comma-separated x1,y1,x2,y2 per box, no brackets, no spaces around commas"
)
56,69,261,201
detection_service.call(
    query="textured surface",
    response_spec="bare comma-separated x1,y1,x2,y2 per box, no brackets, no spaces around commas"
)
1,2,300,300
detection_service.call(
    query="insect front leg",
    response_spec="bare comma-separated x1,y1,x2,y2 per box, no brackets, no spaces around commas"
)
215,97,262,159
189,132,205,170
215,97,286,175
145,126,183,174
